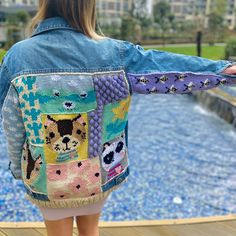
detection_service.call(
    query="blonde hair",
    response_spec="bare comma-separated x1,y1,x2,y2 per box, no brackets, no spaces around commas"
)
27,0,105,40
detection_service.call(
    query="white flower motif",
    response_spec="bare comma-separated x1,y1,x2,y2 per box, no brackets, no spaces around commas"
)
68,80,78,86
51,75,61,81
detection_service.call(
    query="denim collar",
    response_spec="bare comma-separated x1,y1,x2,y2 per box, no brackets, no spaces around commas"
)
31,16,76,37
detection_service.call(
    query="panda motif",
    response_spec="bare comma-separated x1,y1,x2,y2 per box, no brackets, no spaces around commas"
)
101,133,126,174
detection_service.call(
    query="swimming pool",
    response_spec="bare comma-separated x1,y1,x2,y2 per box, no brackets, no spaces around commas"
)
1,93,236,222
219,86,236,97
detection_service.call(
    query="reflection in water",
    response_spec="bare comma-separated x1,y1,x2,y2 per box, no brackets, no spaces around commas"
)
0,93,236,221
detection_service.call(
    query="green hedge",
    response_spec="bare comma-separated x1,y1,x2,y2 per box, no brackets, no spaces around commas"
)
0,49,6,62
225,38,236,60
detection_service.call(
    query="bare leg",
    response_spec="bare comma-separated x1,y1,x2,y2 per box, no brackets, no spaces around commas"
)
44,216,74,236
76,213,101,236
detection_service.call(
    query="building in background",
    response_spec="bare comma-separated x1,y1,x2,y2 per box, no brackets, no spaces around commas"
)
0,0,133,45
97,0,133,26
0,0,38,46
152,0,236,29
206,0,236,29
0,0,38,7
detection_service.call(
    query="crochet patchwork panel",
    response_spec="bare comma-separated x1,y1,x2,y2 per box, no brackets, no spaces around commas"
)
12,71,131,202
8,69,236,206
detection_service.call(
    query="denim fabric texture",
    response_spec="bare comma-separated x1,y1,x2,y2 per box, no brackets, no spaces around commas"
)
0,16,236,208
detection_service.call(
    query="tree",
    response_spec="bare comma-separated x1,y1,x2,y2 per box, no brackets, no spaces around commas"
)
5,10,30,49
153,1,174,45
120,15,137,41
207,0,227,45
128,0,152,42
131,0,149,25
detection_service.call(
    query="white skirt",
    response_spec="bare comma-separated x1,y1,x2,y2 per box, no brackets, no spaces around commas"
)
39,196,109,221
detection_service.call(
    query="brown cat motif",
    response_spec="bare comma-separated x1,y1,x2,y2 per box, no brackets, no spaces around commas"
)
44,114,86,153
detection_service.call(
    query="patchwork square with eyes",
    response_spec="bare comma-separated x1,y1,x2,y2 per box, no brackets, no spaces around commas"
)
42,113,89,164
35,74,97,114
99,132,128,185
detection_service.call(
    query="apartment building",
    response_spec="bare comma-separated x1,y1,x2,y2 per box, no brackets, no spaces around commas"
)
0,0,38,7
152,0,236,29
0,0,38,45
97,0,133,26
0,0,132,26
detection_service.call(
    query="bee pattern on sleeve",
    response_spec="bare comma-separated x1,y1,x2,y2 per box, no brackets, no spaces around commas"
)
128,72,236,94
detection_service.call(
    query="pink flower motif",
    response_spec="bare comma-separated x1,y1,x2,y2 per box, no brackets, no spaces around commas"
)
51,191,71,199
68,176,89,196
87,163,101,184
70,160,91,173
47,165,68,181
88,185,101,196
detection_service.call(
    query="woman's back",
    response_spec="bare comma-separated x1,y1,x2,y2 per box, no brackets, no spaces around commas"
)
1,16,132,208
2,1,236,234
2,15,236,208
5,17,123,77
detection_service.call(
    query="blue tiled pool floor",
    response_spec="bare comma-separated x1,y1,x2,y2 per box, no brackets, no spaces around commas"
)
1,94,236,221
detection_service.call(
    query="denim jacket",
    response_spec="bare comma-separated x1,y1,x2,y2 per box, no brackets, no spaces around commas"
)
1,16,236,208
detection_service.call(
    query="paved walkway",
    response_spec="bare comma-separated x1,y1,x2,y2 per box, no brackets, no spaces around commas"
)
1,215,236,236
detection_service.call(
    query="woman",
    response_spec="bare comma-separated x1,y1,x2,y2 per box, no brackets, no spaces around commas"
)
1,1,236,236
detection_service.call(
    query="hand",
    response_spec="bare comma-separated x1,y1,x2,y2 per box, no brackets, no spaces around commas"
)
223,65,236,75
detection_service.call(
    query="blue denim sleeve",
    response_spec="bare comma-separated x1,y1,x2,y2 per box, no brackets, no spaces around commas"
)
122,41,236,94
1,84,26,180
0,59,11,118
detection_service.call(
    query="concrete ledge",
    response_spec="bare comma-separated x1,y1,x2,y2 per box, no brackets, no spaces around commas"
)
192,88,236,128
1,214,236,228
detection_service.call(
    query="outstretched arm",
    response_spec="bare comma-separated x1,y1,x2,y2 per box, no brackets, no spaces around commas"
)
122,41,236,95
223,65,236,75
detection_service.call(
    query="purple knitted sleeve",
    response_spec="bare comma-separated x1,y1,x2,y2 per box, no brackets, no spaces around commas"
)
127,72,236,94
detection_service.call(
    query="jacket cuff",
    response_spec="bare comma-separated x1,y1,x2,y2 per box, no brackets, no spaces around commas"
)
217,60,236,75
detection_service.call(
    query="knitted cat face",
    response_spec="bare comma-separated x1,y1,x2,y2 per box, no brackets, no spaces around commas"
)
44,114,86,153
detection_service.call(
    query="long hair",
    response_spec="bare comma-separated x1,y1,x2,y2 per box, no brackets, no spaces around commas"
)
27,0,105,40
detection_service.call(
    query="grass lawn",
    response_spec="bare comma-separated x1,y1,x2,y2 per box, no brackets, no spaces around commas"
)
0,49,6,62
144,45,225,60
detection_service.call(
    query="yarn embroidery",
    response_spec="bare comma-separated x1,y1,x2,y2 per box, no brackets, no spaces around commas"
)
102,96,131,143
100,132,128,184
46,157,102,200
88,72,130,158
36,74,97,114
42,113,88,164
13,76,44,144
10,71,132,205
21,141,47,194
128,72,234,94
